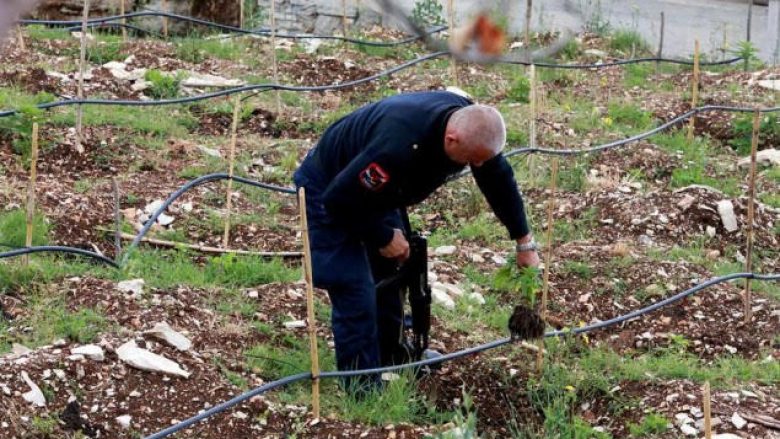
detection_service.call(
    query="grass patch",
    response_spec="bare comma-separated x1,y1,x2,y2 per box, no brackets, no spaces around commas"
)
609,29,649,55
652,132,740,195
628,412,670,437
50,104,196,137
0,209,49,247
607,102,654,130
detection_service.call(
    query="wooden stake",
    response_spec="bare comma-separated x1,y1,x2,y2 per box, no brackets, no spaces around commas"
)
342,0,348,35
75,0,90,155
527,64,538,184
120,0,127,42
744,110,760,324
16,26,25,50
687,39,700,142
298,188,321,419
162,0,168,38
222,95,241,249
112,178,121,255
24,123,40,265
703,381,713,439
270,0,281,113
535,158,558,372
747,0,754,42
110,231,303,257
448,0,457,86
239,0,244,29
656,12,664,74
524,0,532,56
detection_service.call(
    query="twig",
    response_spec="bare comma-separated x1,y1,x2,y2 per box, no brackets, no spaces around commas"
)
110,230,302,257
298,188,321,419
113,177,121,254
271,0,281,113
223,94,241,249
24,123,40,266
16,26,25,50
75,0,90,155
739,412,780,430
687,39,700,141
744,110,760,323
527,64,537,183
535,158,558,373
239,0,244,29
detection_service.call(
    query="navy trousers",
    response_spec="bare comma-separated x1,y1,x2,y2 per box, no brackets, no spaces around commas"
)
293,167,406,388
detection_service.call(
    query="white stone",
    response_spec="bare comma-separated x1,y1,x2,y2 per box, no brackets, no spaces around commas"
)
116,415,132,429
431,287,455,310
196,145,222,158
439,282,464,297
67,354,85,361
469,253,485,263
737,148,780,168
756,79,780,92
712,434,742,439
724,345,737,354
157,213,175,226
130,80,151,92
716,200,739,232
11,344,32,356
492,255,507,265
21,371,46,407
181,72,246,88
677,194,696,210
467,292,486,305
246,290,259,299
584,49,608,57
283,320,306,329
71,345,104,361
145,322,192,351
680,423,698,436
706,226,717,238
381,372,400,381
118,279,145,296
434,245,457,256
144,200,165,214
116,341,190,378
730,412,747,429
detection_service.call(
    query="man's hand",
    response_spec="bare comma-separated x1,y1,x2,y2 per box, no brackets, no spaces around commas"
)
380,229,410,262
516,234,540,268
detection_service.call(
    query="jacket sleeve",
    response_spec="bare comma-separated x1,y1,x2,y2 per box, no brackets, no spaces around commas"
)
471,154,531,239
321,133,409,248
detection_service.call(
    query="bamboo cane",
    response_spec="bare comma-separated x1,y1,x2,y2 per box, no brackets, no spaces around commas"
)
747,0,754,42
113,178,121,255
271,0,281,113
162,0,168,38
524,0,532,57
535,158,558,372
687,39,700,141
222,95,241,249
75,0,90,155
448,0,457,86
656,12,664,74
703,381,713,439
342,0,348,35
239,0,244,29
120,0,127,41
109,231,303,257
24,123,40,265
298,188,321,419
527,64,538,184
744,110,760,324
16,26,25,50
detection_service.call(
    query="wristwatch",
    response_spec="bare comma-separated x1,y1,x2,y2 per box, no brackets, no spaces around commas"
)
515,241,538,252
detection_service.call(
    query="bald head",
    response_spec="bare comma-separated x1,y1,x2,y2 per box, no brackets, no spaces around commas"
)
444,104,506,167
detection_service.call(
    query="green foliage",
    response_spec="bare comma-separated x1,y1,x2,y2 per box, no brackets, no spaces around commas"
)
30,415,58,436
730,40,760,71
243,0,267,29
25,25,70,41
144,69,187,99
653,133,739,195
729,112,780,155
561,260,594,280
628,413,670,437
506,74,531,103
53,308,106,344
560,39,582,61
0,95,48,157
50,104,196,138
0,209,50,247
492,258,540,306
411,0,446,27
87,39,127,64
609,29,648,55
436,389,479,438
607,102,653,130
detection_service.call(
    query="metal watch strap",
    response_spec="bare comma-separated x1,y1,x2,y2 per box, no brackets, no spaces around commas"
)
515,241,538,252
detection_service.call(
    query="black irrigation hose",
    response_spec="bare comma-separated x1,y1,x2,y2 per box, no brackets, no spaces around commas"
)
20,11,447,47
64,22,162,37
145,271,780,439
0,245,118,267
500,56,742,68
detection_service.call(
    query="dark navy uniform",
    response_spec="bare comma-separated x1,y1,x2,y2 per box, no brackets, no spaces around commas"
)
293,91,530,386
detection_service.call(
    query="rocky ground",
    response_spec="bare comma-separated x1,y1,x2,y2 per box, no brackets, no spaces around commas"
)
0,24,779,439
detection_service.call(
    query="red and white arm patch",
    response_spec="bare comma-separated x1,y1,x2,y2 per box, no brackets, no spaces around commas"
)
358,162,390,191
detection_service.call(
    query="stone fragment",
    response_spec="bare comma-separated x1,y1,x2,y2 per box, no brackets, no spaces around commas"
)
467,292,486,305
679,423,698,436
584,49,608,57
157,213,175,227
283,320,306,329
21,371,46,407
431,287,455,310
196,145,222,158
116,415,132,429
181,72,246,88
434,245,457,256
677,194,696,210
730,412,746,429
118,279,145,296
71,345,105,361
706,226,717,238
737,148,780,168
116,341,190,378
145,322,192,351
716,200,738,232
11,344,32,356
712,434,742,439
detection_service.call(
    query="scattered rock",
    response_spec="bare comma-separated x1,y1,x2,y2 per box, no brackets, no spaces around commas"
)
737,148,780,168
431,287,455,310
196,144,222,158
470,253,485,263
181,72,246,88
21,371,46,407
71,344,105,361
712,434,742,439
435,282,464,297
716,200,738,232
677,194,696,210
679,423,698,436
118,278,145,296
706,249,720,260
730,412,747,429
434,245,457,256
706,226,717,238
467,292,486,305
116,341,190,378
157,212,175,226
381,372,400,381
283,320,306,329
145,322,192,351
584,49,608,57
116,414,132,429
638,235,653,247
11,343,32,356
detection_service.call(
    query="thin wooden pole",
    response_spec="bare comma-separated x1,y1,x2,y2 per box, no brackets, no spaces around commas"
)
24,123,40,265
524,0,532,55
448,0,457,86
162,0,168,38
113,178,121,255
744,110,760,324
535,158,558,372
222,95,241,249
342,0,348,35
703,381,713,439
271,0,281,113
656,12,664,74
110,231,303,257
120,0,127,42
239,0,244,29
75,0,90,155
16,26,25,50
747,0,754,42
687,39,700,142
527,64,538,184
298,188,321,419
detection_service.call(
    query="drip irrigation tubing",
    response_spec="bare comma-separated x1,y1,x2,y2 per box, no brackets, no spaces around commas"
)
0,245,118,267
145,271,779,439
19,12,743,68
20,11,447,47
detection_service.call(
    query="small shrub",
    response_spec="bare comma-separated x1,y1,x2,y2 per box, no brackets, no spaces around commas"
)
411,0,445,27
731,40,760,71
506,74,531,103
628,412,670,437
729,113,780,155
144,69,187,99
609,29,648,55
493,258,540,306
0,209,49,247
0,102,45,157
608,102,653,129
53,308,106,344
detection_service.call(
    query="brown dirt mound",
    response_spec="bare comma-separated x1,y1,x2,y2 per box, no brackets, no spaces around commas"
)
0,67,59,94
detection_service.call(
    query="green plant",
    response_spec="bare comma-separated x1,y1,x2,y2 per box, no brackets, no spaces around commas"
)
243,0,267,29
53,308,106,344
493,258,540,306
436,388,479,438
0,209,50,247
144,69,187,99
609,29,648,55
561,260,594,280
0,102,45,157
731,40,760,71
506,74,531,103
628,412,670,437
411,0,446,27
729,113,780,155
607,102,653,130
30,415,58,436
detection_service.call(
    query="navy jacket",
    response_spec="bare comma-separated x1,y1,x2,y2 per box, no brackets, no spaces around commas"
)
298,91,530,248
